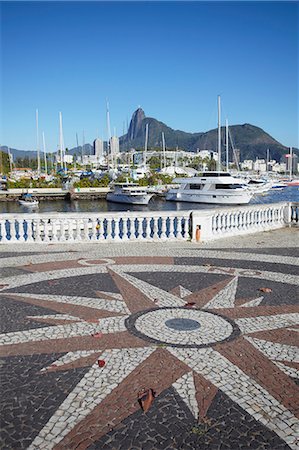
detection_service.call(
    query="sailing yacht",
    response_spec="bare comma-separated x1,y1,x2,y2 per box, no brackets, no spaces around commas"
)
166,172,253,205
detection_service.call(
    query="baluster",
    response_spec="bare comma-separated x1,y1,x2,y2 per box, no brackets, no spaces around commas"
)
176,217,183,240
17,219,26,242
59,218,66,242
114,218,121,241
0,219,5,243
9,219,18,243
121,218,128,241
75,219,82,241
160,216,167,240
226,213,232,233
25,218,34,242
50,219,57,242
34,219,42,242
40,219,49,242
168,216,175,240
83,218,89,242
66,219,74,242
145,217,151,240
152,216,159,240
90,218,97,241
98,219,105,240
106,218,112,241
134,217,142,240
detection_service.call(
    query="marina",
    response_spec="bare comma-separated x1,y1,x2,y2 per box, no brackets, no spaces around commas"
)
0,185,297,214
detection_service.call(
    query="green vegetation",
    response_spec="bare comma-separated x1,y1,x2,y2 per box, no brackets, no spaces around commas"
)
73,175,110,188
0,151,10,175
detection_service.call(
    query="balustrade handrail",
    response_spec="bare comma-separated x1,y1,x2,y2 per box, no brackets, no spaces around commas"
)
0,202,297,244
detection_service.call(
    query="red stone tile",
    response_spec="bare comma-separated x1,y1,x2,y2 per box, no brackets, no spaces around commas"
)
20,260,83,272
215,336,299,418
55,348,190,449
216,304,299,320
248,328,299,347
193,372,218,419
108,268,155,313
113,256,174,265
184,278,233,308
0,331,150,357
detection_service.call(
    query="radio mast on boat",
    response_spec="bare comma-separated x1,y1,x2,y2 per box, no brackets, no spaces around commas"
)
59,112,66,172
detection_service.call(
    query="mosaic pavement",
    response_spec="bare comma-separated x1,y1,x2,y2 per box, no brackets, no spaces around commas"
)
0,228,298,450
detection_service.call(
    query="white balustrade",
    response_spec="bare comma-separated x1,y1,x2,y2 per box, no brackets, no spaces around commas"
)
0,203,296,245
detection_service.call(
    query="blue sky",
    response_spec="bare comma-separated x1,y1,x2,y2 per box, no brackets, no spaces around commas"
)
1,1,298,151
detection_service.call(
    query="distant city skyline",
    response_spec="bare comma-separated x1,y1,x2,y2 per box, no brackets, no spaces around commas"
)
1,1,298,151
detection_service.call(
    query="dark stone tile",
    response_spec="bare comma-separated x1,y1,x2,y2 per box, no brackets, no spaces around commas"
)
174,256,299,276
0,353,89,449
206,247,299,258
0,267,30,278
8,273,119,298
88,387,291,450
0,296,62,333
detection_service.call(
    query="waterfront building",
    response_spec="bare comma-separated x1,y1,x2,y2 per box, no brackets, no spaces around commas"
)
94,138,104,160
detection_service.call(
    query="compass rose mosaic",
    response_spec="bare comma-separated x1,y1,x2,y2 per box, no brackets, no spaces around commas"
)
0,250,298,449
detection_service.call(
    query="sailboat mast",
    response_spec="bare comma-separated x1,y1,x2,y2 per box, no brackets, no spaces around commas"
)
225,118,229,172
162,132,166,169
106,100,113,168
217,95,221,171
42,132,47,174
289,147,293,180
36,109,41,176
59,112,66,172
144,123,149,167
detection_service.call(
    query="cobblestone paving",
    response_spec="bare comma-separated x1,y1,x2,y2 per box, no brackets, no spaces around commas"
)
0,228,298,450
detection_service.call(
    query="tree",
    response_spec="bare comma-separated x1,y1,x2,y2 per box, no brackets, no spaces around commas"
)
0,151,10,174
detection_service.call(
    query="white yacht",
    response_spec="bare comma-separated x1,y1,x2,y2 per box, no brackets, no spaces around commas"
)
165,172,253,205
106,183,154,205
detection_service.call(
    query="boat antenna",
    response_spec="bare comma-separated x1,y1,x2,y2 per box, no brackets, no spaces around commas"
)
217,95,221,171
42,131,47,174
36,109,41,176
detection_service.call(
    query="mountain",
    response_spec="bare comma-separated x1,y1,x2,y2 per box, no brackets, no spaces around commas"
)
2,109,297,163
120,108,296,163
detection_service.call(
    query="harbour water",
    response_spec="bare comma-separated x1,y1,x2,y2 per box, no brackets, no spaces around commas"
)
0,186,298,214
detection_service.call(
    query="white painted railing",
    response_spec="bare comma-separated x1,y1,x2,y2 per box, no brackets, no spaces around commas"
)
192,202,297,242
0,211,191,244
0,202,297,244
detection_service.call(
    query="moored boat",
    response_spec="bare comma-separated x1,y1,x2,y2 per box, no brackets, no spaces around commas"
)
106,183,154,205
18,194,39,207
165,171,252,205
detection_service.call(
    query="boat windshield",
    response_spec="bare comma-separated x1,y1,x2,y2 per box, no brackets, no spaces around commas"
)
215,184,246,189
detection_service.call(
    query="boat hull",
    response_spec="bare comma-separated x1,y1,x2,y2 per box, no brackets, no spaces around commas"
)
106,193,154,205
18,200,39,207
166,191,251,205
